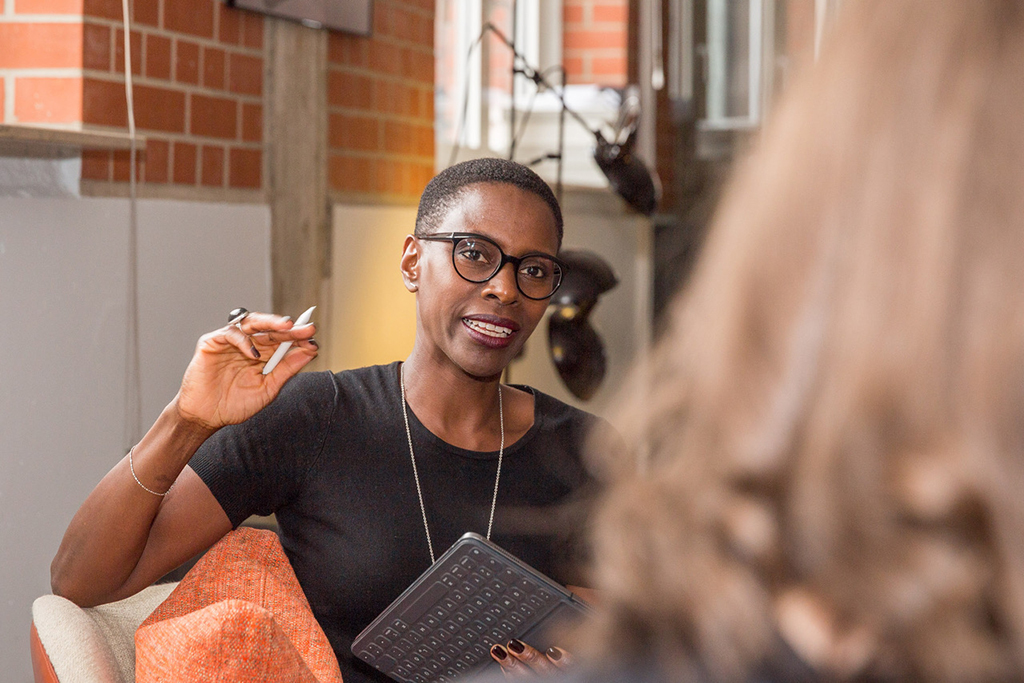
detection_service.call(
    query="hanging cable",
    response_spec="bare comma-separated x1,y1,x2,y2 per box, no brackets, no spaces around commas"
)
447,31,486,168
120,0,142,450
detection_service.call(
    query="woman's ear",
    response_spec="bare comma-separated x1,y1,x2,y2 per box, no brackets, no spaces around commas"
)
400,235,420,292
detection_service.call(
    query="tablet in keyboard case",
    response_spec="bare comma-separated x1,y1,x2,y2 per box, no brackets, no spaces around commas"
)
352,532,590,683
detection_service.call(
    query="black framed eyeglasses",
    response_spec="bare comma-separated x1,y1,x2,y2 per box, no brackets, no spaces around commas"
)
418,232,565,300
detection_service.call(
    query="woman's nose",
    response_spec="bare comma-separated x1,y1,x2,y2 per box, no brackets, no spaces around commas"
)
482,262,519,303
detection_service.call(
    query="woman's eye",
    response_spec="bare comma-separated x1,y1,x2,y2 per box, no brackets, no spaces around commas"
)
521,264,548,280
458,248,485,262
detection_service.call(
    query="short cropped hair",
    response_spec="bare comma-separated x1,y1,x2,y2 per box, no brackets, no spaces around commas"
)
415,158,563,247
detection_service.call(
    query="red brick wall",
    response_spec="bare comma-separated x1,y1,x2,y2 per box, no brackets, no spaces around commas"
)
78,0,264,189
0,8,84,124
326,0,435,202
2,0,436,203
563,0,627,87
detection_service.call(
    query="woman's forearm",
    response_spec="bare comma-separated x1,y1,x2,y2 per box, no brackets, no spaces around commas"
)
50,396,216,606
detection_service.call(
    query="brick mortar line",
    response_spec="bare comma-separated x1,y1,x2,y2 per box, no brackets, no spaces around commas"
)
80,179,267,202
563,49,628,57
82,69,263,103
326,105,433,125
330,33,434,54
378,2,433,19
83,17,265,58
0,68,84,77
328,150,434,164
81,123,263,148
0,15,82,23
327,112,434,130
564,48,629,55
3,77,13,121
327,69,435,89
326,66,434,90
563,22,629,29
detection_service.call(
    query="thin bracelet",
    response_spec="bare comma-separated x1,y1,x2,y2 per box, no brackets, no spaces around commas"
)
128,444,175,496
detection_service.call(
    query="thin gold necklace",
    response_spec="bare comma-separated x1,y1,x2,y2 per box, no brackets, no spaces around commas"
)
400,364,504,564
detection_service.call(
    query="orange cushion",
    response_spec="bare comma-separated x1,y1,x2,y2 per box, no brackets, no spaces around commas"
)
135,527,342,683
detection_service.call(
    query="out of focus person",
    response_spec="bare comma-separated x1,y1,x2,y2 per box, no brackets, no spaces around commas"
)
567,2,1024,682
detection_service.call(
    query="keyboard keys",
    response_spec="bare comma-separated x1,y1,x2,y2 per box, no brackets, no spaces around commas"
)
354,543,587,682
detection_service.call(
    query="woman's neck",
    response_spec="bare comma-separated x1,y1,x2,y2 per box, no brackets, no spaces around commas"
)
401,350,504,451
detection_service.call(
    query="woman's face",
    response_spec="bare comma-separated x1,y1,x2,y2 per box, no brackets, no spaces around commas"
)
404,182,560,380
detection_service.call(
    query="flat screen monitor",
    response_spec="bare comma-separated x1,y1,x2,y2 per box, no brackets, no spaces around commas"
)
226,0,373,36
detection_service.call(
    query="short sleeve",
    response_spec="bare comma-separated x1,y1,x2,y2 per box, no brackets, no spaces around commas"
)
189,371,339,527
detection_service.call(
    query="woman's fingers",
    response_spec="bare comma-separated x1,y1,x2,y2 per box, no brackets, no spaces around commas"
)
232,311,297,336
491,644,531,679
178,315,318,428
544,646,573,668
222,321,262,359
261,339,319,390
491,640,569,678
248,324,317,350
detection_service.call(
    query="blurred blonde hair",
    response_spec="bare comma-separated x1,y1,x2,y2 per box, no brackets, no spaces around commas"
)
583,2,1024,681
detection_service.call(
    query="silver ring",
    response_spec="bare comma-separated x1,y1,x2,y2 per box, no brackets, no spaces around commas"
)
228,307,249,327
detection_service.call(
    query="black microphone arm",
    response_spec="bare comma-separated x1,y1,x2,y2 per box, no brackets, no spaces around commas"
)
481,22,607,147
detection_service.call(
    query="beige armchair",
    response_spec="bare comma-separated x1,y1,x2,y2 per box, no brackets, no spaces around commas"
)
30,583,177,683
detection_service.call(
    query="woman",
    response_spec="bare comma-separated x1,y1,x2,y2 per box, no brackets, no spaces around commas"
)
577,2,1024,682
51,158,601,682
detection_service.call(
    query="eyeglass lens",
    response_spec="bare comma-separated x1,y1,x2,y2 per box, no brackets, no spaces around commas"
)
453,237,561,299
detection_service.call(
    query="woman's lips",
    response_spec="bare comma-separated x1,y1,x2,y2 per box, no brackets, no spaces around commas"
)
462,316,519,348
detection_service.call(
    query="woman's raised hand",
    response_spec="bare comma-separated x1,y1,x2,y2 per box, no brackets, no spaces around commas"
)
175,310,318,430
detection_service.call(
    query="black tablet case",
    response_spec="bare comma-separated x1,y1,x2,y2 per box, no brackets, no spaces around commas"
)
352,532,590,682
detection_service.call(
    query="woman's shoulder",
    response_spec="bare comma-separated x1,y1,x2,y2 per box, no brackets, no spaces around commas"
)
512,385,605,429
273,362,401,411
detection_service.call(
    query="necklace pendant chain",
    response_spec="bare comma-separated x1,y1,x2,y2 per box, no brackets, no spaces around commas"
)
401,365,504,565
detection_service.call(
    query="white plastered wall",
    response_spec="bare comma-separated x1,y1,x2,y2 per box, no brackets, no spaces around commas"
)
0,197,271,682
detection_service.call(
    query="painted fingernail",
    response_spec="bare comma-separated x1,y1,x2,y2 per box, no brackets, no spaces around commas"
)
508,639,525,654
546,647,562,661
251,345,261,359
491,645,507,661
282,316,292,322
308,338,319,348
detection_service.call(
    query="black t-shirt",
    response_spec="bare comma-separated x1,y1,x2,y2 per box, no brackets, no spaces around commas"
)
190,362,602,683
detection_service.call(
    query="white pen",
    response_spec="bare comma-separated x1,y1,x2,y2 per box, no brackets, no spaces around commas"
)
262,305,316,375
